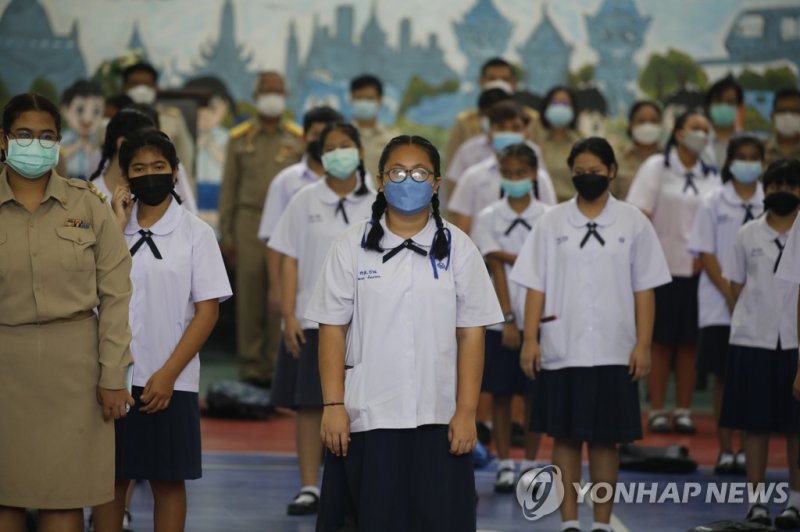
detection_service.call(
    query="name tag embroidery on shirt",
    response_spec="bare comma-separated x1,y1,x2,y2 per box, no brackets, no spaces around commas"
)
750,248,764,258
307,214,324,224
65,218,90,229
357,269,381,280
717,214,732,224
556,235,569,245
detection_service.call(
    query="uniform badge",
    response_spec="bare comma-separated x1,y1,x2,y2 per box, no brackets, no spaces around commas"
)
276,143,295,163
65,218,90,229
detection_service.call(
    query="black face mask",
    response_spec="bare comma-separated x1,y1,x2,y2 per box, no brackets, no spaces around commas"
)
129,173,174,206
572,173,610,201
764,191,800,217
306,139,322,163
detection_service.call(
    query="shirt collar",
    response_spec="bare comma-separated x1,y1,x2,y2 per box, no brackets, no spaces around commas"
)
566,195,618,228
668,149,704,176
499,197,540,222
316,179,362,205
124,197,182,237
0,168,69,208
757,216,789,241
720,180,764,207
378,214,438,250
299,158,323,181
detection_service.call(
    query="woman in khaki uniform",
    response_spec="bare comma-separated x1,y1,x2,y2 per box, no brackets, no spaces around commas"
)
612,101,664,200
538,86,583,202
0,93,134,532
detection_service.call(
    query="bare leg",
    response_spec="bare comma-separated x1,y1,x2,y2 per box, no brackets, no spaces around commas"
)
648,342,672,410
511,395,525,427
296,407,324,487
92,479,130,532
0,505,26,532
150,480,186,532
588,443,619,525
714,376,733,452
552,438,582,523
675,344,697,409
37,508,84,532
788,435,800,492
477,392,492,424
523,393,541,462
492,395,512,460
744,433,770,500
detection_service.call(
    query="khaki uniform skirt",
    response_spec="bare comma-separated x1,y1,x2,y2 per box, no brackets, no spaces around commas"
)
0,315,114,509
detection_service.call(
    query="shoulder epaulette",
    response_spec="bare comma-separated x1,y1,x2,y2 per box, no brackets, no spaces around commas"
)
283,120,303,139
229,121,253,140
86,180,107,202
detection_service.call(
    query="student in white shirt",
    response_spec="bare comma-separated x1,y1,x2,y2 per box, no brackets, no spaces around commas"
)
720,159,800,529
471,143,547,493
448,101,556,234
627,110,721,434
268,122,375,516
688,135,765,475
512,137,670,532
92,129,232,531
306,135,503,531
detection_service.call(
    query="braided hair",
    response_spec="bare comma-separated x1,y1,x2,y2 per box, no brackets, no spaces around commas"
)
318,122,369,196
89,108,154,181
364,135,449,261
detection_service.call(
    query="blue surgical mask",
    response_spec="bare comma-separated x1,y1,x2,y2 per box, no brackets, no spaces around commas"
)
322,148,360,180
351,99,379,121
383,179,433,215
492,132,525,152
709,103,737,128
500,178,533,198
5,139,60,179
544,104,574,128
728,160,762,184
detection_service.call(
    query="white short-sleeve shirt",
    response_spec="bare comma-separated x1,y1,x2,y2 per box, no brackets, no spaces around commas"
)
510,196,671,369
304,216,504,432
93,163,198,215
268,180,375,329
447,135,546,185
257,160,322,242
626,151,721,277
124,200,233,392
777,214,800,285
447,156,556,217
723,217,798,350
688,181,765,327
471,197,549,331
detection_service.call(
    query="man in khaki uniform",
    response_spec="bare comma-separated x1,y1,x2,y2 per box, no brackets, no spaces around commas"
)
446,57,543,166
349,74,399,185
219,72,304,385
765,87,800,165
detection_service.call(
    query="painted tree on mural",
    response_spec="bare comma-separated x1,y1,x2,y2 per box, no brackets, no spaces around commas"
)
639,49,708,101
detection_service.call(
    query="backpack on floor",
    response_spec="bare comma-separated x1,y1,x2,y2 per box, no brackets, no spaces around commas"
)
205,380,274,420
619,443,698,473
687,521,776,531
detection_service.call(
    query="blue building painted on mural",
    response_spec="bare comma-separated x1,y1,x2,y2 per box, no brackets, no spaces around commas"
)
518,8,573,95
453,0,512,83
0,0,87,97
586,0,650,116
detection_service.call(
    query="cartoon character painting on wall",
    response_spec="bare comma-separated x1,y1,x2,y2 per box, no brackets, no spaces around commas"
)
183,76,235,232
60,80,104,179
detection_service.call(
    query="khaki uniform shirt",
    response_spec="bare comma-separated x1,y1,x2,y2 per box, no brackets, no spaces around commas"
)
446,106,544,164
218,119,304,246
358,123,400,185
540,129,583,203
157,104,196,180
0,169,133,389
612,142,663,200
765,136,800,166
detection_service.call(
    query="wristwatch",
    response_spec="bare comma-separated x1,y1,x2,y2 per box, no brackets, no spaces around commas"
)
504,312,516,324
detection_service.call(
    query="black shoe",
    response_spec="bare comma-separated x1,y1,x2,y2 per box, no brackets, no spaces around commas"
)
673,411,697,434
776,506,800,529
287,489,319,516
511,421,525,448
242,377,271,389
746,503,772,527
494,465,516,494
713,450,736,475
648,412,670,434
733,449,747,475
476,422,492,446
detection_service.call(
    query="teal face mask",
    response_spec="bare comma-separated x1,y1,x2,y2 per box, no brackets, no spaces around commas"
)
5,139,60,179
500,178,533,198
322,148,361,180
709,103,737,128
491,132,525,152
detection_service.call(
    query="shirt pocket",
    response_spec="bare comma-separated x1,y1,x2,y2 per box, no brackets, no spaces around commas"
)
55,227,97,272
539,319,567,367
0,231,6,276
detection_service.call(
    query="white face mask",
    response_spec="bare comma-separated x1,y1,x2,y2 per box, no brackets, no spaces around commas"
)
481,79,514,94
256,94,286,118
631,123,662,146
127,85,157,105
774,112,800,137
681,130,709,155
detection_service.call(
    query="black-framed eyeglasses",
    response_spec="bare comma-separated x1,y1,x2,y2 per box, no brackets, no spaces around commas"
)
8,130,60,149
383,167,434,183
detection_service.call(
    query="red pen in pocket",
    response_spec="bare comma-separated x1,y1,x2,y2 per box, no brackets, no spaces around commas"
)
540,315,557,324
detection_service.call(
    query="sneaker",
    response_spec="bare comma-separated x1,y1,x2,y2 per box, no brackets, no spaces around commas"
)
673,411,696,434
776,506,800,529
713,450,735,475
734,450,747,475
746,503,772,527
287,489,319,516
123,509,134,532
648,411,670,434
495,465,516,494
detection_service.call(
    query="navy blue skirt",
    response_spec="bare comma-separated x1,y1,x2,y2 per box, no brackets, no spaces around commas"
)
697,325,730,377
271,329,323,408
531,365,642,444
653,276,699,346
720,344,800,434
481,330,534,396
316,425,476,532
115,386,202,481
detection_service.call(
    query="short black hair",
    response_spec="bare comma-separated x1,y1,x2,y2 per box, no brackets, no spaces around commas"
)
350,74,383,98
626,100,662,137
122,62,159,85
119,128,179,178
763,158,800,189
89,108,156,180
2,93,61,134
720,135,764,183
774,87,800,110
540,85,578,130
480,58,514,79
705,75,743,107
478,88,512,111
105,94,134,112
302,106,344,134
184,76,236,115
567,137,618,174
487,100,526,126
62,80,103,105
